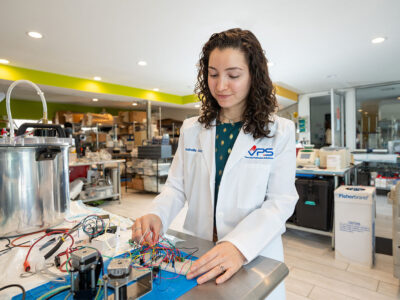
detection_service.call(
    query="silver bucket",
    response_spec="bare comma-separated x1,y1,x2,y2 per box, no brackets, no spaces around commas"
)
0,138,71,237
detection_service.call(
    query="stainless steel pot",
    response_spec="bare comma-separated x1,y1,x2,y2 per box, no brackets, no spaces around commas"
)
0,123,71,236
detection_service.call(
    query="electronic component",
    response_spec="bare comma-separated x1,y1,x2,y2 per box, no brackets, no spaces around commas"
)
152,266,160,278
296,148,319,167
106,258,152,300
70,248,103,300
89,232,118,253
140,253,193,275
54,256,61,268
106,226,118,234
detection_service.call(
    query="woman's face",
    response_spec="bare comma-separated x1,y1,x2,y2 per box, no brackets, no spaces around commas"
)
208,48,251,113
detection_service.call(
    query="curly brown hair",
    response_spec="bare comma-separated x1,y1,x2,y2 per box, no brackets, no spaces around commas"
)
196,28,277,139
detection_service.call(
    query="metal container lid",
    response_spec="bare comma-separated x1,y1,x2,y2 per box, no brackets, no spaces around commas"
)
0,136,73,147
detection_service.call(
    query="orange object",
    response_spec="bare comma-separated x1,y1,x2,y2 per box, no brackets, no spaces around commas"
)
23,260,31,272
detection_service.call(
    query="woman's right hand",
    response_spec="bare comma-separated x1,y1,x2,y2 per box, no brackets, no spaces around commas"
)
131,214,162,246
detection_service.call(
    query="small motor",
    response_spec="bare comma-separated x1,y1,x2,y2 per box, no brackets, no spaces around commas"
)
107,258,131,300
106,258,152,300
70,248,102,300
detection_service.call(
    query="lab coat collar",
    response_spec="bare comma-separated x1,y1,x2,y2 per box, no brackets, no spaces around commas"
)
199,119,216,177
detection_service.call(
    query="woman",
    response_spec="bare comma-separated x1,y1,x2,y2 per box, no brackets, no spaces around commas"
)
132,28,298,299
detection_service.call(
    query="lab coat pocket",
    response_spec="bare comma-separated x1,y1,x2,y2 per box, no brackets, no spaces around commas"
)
237,163,271,210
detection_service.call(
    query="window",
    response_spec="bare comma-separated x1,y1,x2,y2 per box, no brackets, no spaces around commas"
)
356,83,400,149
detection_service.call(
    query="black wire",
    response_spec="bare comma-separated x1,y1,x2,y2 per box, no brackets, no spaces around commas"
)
0,239,30,256
0,230,44,239
176,246,199,259
0,284,26,300
0,238,11,255
42,287,70,300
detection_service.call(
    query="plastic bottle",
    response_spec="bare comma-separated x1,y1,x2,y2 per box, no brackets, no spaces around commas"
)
315,157,320,168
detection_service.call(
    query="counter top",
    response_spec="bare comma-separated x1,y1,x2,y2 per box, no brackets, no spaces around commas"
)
69,159,125,166
0,228,288,299
167,229,289,299
296,165,354,176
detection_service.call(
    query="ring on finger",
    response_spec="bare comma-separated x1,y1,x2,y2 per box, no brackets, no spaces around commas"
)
133,227,142,232
219,264,225,272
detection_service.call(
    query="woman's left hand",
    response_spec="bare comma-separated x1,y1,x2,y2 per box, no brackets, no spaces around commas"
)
186,241,246,285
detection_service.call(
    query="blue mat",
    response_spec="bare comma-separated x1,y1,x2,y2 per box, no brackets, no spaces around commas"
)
12,252,198,300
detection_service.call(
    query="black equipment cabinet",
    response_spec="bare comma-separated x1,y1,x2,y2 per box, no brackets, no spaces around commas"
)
293,177,334,231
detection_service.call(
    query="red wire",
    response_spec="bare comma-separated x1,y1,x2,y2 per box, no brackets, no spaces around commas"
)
23,231,74,272
11,228,69,248
56,247,82,272
11,230,46,248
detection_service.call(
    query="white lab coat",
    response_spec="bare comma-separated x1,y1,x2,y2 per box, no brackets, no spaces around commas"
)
147,115,298,299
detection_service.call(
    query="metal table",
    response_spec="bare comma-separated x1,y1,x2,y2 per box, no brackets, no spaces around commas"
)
167,229,289,299
69,159,125,203
295,165,355,187
0,228,288,299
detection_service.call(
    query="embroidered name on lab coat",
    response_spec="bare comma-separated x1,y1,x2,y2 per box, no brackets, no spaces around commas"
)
185,148,203,153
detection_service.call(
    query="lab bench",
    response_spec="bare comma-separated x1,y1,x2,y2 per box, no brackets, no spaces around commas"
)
168,229,289,299
0,228,289,299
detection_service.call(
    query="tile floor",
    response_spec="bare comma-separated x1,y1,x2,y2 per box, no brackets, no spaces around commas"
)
99,191,400,300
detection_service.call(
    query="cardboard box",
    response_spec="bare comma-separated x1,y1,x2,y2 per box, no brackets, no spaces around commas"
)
132,177,144,190
83,113,113,126
90,132,108,143
334,186,376,267
118,111,130,123
129,111,146,123
119,127,129,135
72,113,84,124
128,125,134,134
55,111,84,124
134,130,147,146
54,111,70,124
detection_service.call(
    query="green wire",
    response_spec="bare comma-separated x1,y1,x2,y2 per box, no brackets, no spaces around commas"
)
94,279,103,300
37,285,71,300
65,257,72,274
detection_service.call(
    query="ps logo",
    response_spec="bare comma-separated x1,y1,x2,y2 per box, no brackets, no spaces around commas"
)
248,145,274,157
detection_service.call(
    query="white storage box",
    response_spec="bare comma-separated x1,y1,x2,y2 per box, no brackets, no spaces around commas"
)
320,147,350,170
334,186,376,267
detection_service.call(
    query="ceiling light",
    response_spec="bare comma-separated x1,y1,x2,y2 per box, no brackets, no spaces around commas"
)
194,103,201,108
92,98,98,102
138,61,147,66
364,112,368,114
267,62,274,67
153,88,159,92
27,31,43,39
93,76,102,81
132,102,138,106
0,58,9,64
326,74,337,79
397,97,400,100
371,37,386,44
358,109,363,112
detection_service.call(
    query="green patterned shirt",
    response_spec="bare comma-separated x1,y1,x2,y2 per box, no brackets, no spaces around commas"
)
214,121,243,225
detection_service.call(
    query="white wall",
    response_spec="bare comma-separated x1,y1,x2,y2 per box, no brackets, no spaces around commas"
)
344,88,356,150
277,103,298,121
